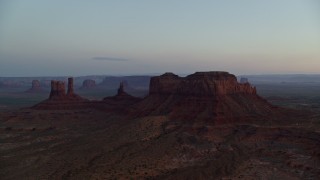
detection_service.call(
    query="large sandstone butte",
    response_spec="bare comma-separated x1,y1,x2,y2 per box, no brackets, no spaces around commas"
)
33,77,88,109
134,71,276,124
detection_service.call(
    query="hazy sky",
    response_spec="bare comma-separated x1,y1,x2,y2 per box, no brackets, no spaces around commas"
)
0,0,319,76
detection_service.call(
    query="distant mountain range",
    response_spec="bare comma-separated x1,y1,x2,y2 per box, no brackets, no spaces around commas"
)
1,74,320,89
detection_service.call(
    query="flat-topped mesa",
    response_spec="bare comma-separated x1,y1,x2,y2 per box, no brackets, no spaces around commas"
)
33,77,88,109
134,71,275,124
149,72,182,95
149,71,257,96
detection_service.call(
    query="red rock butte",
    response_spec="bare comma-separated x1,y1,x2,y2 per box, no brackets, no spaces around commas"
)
33,78,140,110
33,77,88,109
134,71,276,124
149,72,257,96
32,72,279,125
48,78,85,101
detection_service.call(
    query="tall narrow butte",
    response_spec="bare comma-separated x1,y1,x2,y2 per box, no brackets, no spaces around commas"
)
67,77,74,95
49,80,66,98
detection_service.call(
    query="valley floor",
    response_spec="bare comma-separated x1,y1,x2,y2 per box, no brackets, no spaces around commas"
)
0,109,319,179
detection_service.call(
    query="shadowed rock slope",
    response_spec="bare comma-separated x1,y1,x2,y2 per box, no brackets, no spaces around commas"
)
134,72,278,124
101,81,142,112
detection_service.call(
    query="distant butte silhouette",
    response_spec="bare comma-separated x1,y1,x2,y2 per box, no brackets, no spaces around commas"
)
33,77,89,109
25,80,44,93
80,79,96,89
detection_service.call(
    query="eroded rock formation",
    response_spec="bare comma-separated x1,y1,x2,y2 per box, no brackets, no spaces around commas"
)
33,78,88,109
150,72,256,96
149,72,181,95
134,71,275,124
49,81,66,98
67,77,74,95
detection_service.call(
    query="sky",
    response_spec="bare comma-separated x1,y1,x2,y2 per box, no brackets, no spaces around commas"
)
0,0,319,76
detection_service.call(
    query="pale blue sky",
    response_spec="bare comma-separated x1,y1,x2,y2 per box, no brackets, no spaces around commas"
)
0,0,319,76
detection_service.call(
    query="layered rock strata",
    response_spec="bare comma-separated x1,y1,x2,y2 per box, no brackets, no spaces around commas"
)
150,72,256,96
134,71,275,124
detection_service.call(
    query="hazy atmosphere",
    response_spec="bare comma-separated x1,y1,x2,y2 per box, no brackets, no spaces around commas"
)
0,0,319,76
2,1,320,179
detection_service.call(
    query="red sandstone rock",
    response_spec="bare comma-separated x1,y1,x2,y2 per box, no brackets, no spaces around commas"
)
67,77,74,95
149,72,256,96
133,71,275,124
49,80,66,98
47,78,84,101
149,72,181,95
33,78,142,110
32,72,276,122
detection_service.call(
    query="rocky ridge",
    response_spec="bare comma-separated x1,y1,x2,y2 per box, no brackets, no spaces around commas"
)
33,79,139,110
